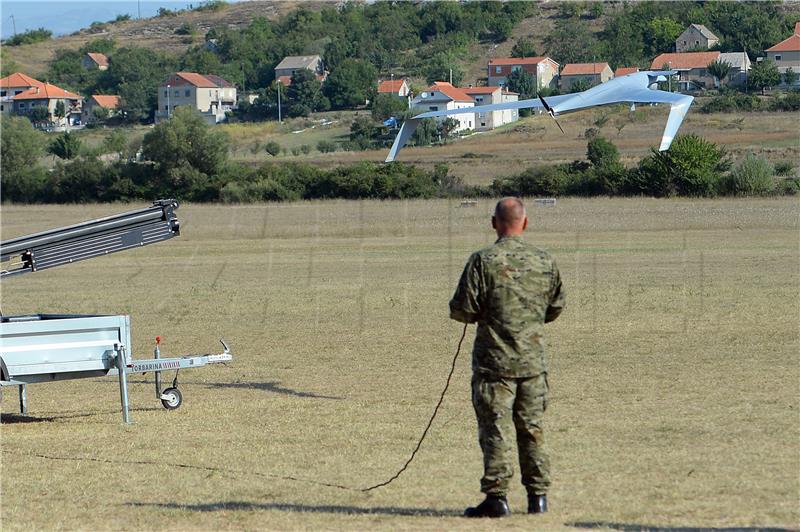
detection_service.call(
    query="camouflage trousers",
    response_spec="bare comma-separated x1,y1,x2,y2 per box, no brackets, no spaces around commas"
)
471,372,550,497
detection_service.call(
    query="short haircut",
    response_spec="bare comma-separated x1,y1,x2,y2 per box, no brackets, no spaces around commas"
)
494,197,526,224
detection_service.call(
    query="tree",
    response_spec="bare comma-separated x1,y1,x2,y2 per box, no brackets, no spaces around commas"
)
708,60,732,88
102,130,127,157
141,107,229,198
412,118,437,146
54,100,67,126
425,52,463,85
505,68,537,116
439,117,461,140
0,116,47,202
99,46,176,122
568,78,593,93
287,69,329,116
748,59,781,95
324,58,378,109
511,39,537,59
349,116,379,149
783,67,798,87
646,18,683,55
371,93,408,122
29,106,50,128
587,136,626,194
48,132,82,160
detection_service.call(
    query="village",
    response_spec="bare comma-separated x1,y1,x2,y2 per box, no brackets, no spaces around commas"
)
2,21,798,135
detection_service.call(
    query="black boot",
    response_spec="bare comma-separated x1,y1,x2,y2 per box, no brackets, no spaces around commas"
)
464,495,511,518
528,494,547,514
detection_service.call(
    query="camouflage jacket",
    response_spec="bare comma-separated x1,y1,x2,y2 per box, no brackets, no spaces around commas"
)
449,236,565,378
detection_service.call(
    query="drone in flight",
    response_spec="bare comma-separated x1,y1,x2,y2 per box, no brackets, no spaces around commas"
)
385,70,693,162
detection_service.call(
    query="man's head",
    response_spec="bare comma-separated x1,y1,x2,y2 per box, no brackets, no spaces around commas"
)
492,197,527,237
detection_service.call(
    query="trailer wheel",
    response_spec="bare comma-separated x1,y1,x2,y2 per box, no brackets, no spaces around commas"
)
160,387,182,410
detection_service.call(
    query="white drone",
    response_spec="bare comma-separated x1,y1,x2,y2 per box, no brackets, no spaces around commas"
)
385,71,693,162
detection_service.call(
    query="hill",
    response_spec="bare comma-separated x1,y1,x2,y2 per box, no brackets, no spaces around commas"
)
2,1,318,77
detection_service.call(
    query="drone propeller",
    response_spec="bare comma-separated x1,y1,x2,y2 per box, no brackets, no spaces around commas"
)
538,94,565,134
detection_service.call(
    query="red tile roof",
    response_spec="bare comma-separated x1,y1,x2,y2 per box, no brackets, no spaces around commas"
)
766,22,800,52
276,75,292,86
12,83,81,100
86,52,109,68
377,79,407,93
489,57,551,66
614,67,639,77
650,52,720,70
428,81,473,102
205,74,234,88
173,72,217,87
561,62,611,76
90,95,120,109
0,72,44,89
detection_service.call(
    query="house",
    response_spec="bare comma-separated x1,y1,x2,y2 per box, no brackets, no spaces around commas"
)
614,67,639,77
274,55,326,85
765,22,800,84
462,86,518,131
82,52,109,71
83,95,120,123
717,52,752,87
155,72,237,124
487,57,559,90
0,72,45,114
377,79,411,98
675,24,720,52
559,62,613,91
650,51,721,90
11,82,82,126
410,82,475,133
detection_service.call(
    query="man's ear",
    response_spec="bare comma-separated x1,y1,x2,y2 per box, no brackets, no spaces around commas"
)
491,216,497,230
522,216,528,231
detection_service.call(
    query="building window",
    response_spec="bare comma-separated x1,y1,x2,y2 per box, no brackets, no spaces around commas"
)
429,106,438,111
495,66,502,74
164,90,168,97
511,66,521,73
775,54,782,61
695,40,699,45
174,90,179,97
164,105,168,110
19,103,25,109
14,90,22,95
0,90,5,97
185,89,191,97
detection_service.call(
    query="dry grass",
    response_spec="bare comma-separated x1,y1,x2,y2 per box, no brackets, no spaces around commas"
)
1,198,798,531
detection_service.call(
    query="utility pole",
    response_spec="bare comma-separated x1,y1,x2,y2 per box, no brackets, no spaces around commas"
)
138,0,141,19
449,68,452,85
277,82,281,123
166,84,171,119
9,14,16,35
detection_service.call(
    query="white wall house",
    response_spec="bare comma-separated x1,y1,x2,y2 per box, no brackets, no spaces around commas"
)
411,82,475,132
463,86,519,131
156,72,237,124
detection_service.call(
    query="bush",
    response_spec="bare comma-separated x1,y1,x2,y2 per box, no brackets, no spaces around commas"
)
777,178,800,196
635,134,731,197
719,153,776,196
774,160,795,176
492,166,567,197
300,144,311,155
5,28,52,46
769,91,800,112
264,141,281,157
700,93,762,113
317,140,337,153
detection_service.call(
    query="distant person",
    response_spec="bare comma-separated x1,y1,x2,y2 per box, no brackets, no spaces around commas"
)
449,197,565,518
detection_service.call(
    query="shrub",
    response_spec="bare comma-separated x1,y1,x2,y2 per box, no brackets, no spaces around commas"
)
300,144,311,154
777,178,800,196
492,166,567,197
700,93,762,113
5,28,52,46
264,141,281,156
317,140,337,153
774,160,795,176
769,91,800,112
719,153,776,196
291,147,301,156
635,134,731,197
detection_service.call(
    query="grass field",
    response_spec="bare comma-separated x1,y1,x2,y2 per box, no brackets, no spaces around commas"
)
1,198,798,531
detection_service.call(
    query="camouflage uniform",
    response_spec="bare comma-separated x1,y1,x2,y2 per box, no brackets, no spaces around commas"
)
450,235,565,497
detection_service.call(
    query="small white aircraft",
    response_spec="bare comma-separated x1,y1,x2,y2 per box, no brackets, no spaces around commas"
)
385,70,693,162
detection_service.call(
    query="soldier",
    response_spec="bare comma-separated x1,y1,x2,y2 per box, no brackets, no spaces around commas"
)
449,197,565,518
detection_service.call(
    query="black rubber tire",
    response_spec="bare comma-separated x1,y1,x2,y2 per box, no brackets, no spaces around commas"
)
160,387,183,410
